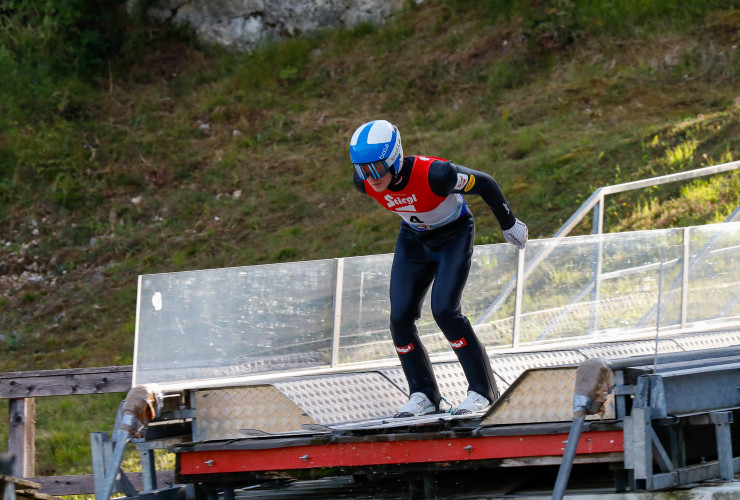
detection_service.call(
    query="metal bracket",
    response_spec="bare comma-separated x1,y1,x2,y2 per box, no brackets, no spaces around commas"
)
687,411,735,481
625,370,738,492
91,431,137,498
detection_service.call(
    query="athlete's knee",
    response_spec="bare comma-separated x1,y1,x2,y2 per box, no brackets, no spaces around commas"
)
390,306,418,331
389,320,415,349
431,303,464,330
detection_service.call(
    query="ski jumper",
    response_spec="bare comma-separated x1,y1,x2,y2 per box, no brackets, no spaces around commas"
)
353,156,517,406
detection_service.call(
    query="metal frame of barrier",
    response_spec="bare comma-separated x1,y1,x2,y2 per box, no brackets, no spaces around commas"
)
132,162,740,387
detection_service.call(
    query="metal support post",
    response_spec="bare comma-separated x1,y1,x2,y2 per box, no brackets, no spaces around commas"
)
330,258,345,367
648,375,667,419
552,412,587,500
613,370,629,419
653,249,665,372
512,247,525,348
91,432,112,496
592,196,604,235
627,376,655,490
710,411,734,481
623,413,638,491
139,447,157,492
631,406,652,485
222,485,235,500
97,429,136,499
681,228,690,328
2,454,17,500
590,196,604,334
3,482,16,500
405,471,436,500
630,408,676,491
668,424,686,469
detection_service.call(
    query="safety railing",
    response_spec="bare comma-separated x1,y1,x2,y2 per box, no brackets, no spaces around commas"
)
133,162,740,387
475,159,740,325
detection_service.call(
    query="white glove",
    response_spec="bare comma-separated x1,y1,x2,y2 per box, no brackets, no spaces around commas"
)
502,218,528,249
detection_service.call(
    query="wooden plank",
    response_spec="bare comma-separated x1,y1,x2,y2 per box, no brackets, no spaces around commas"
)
0,476,62,500
0,474,42,490
16,489,62,500
498,452,624,467
8,399,35,477
0,366,132,380
0,367,132,398
28,471,176,496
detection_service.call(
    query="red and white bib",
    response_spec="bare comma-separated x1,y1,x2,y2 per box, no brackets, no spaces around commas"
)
365,156,466,231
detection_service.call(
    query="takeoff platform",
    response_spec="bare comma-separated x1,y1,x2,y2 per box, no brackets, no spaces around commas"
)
94,222,740,499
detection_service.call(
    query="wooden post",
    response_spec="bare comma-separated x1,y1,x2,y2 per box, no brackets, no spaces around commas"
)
0,366,135,496
8,397,36,477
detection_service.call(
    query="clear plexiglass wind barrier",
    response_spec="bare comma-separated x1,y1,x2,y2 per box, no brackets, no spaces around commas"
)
133,222,740,386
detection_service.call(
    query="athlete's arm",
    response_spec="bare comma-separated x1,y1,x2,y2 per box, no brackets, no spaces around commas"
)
428,160,517,230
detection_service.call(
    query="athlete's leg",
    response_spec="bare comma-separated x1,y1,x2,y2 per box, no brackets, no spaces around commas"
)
389,227,439,405
429,220,499,403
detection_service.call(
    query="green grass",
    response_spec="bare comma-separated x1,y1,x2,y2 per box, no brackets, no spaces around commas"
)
1,0,740,479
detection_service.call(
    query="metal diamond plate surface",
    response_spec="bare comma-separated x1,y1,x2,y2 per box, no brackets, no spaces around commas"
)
482,367,615,426
380,351,588,407
577,339,682,359
673,330,740,351
431,363,468,406
275,372,407,424
194,385,316,440
490,350,586,385
380,363,490,407
188,333,736,440
378,366,408,394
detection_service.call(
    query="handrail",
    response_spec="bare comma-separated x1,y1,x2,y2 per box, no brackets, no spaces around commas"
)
557,159,740,237
474,160,740,326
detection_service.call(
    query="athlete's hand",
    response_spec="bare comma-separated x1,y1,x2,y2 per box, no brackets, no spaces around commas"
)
502,219,528,249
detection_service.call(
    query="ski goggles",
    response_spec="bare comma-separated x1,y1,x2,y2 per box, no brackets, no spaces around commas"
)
353,159,393,180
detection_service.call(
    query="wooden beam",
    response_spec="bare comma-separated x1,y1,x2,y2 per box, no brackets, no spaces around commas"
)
0,366,132,399
0,474,41,490
8,398,35,478
28,471,175,496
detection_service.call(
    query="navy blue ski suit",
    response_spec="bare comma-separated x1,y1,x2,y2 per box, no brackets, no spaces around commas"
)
353,155,518,406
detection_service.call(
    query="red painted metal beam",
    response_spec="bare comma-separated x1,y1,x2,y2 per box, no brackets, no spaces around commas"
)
180,430,623,475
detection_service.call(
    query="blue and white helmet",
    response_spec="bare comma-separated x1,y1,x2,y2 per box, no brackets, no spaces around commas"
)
349,120,403,180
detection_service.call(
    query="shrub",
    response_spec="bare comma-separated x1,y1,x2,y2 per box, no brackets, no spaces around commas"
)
0,0,129,74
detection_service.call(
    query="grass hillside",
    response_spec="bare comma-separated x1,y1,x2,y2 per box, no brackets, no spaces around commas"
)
1,0,740,477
